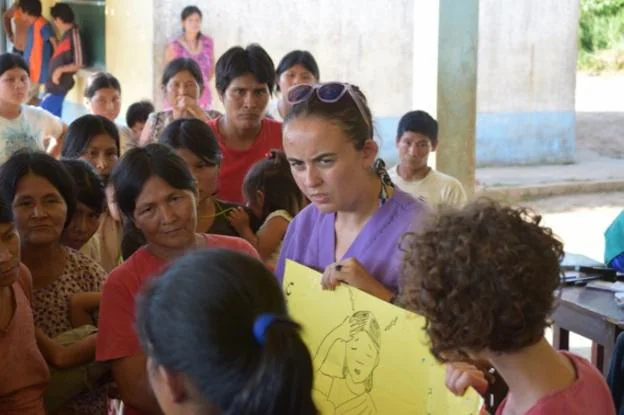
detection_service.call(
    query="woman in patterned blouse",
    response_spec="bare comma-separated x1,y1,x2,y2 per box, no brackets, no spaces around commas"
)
0,150,108,414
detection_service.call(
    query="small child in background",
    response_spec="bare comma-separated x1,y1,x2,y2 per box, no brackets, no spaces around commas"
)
125,100,154,144
84,72,134,154
227,150,307,268
59,159,105,257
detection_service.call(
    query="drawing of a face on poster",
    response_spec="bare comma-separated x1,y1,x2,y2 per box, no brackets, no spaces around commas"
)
285,261,483,414
314,310,382,413
344,311,381,387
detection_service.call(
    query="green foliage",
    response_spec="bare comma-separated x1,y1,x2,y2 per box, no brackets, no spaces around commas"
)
581,0,624,16
578,0,624,72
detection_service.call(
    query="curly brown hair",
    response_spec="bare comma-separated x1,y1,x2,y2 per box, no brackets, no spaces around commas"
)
400,199,564,361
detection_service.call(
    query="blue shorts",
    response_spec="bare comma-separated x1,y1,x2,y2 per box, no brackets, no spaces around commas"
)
40,93,65,117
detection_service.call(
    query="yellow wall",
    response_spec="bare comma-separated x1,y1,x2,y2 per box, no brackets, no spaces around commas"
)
105,0,154,114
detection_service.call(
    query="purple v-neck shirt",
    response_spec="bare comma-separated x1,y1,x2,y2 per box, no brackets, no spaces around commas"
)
276,188,429,294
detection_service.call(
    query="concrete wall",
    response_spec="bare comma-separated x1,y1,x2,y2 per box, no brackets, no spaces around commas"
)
55,0,579,167
152,0,414,162
476,0,580,165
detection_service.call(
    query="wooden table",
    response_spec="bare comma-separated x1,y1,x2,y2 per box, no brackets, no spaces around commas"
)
552,286,624,375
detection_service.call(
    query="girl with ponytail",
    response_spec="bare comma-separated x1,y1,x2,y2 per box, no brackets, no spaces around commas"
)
136,248,317,415
227,149,307,266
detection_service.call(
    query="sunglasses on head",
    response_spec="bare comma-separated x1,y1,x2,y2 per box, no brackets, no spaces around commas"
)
286,82,371,129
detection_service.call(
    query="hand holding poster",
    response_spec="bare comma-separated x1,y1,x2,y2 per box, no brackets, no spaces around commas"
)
284,260,482,415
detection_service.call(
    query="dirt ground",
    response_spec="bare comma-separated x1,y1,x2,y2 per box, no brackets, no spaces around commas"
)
577,112,624,158
526,192,624,356
522,192,624,263
575,74,624,159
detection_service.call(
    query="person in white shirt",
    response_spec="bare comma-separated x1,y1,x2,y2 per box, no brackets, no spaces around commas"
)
388,110,466,208
0,53,65,163
266,50,319,122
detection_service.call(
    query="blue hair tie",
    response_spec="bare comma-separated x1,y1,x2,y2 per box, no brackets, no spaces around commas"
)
253,313,279,345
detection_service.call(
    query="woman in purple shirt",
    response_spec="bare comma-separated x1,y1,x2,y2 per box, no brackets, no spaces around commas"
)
276,82,429,299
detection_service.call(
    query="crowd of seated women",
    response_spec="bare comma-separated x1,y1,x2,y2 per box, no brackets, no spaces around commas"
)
0,13,619,415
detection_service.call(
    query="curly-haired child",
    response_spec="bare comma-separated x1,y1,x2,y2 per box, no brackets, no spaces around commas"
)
401,199,615,415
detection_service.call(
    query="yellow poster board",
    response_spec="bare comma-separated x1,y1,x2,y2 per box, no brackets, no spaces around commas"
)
284,260,482,415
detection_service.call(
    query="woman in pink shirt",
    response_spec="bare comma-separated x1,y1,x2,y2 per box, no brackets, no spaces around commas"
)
401,199,616,415
96,143,258,415
165,6,214,110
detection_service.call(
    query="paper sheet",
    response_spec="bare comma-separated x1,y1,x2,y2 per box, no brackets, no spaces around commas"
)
284,260,483,415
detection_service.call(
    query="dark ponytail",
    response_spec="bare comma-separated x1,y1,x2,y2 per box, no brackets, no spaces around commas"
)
121,218,146,260
136,249,317,415
227,318,316,414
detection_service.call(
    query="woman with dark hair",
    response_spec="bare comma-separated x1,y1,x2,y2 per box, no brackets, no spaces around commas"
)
140,57,217,146
84,71,135,153
136,249,317,415
159,117,260,236
96,143,258,415
62,114,120,181
0,52,65,162
275,83,429,299
0,149,107,414
165,5,214,110
208,44,283,204
268,50,320,122
59,159,105,255
125,100,154,141
62,114,122,272
0,194,50,415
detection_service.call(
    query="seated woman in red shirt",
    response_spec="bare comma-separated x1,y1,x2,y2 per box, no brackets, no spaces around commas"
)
209,44,283,204
95,143,258,415
136,249,317,414
401,200,615,415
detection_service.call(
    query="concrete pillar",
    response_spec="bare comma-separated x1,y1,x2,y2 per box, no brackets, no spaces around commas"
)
412,0,439,118
412,0,440,170
476,0,578,166
436,0,479,198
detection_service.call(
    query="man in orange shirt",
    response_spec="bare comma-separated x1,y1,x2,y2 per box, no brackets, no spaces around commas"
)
21,0,56,104
3,1,30,55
